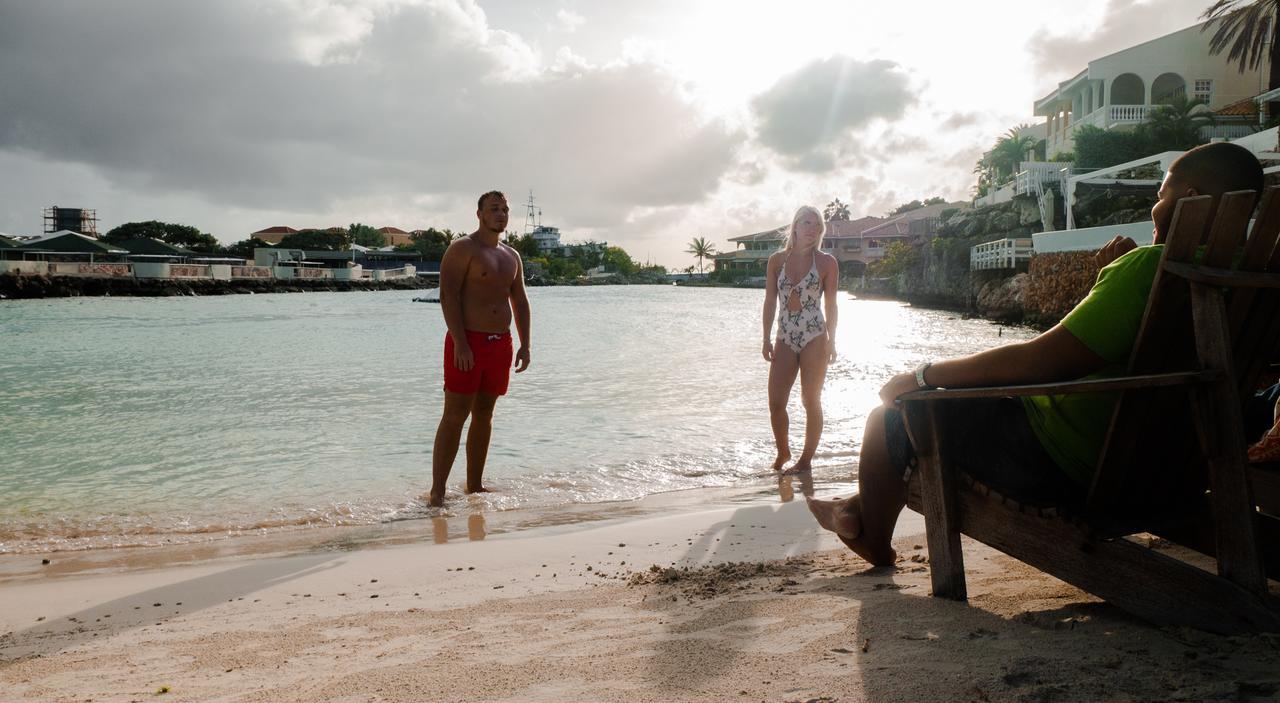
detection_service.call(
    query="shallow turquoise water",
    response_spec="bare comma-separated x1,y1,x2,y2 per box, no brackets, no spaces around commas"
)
0,287,1032,552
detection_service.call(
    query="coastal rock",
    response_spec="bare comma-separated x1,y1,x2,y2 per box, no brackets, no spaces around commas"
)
976,273,1028,323
1026,251,1099,324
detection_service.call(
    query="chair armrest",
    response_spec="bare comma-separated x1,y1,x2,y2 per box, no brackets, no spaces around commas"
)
896,370,1220,402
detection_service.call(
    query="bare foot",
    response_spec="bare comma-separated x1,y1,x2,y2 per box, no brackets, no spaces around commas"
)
464,485,492,495
772,450,792,472
782,458,812,475
807,495,896,567
806,494,861,538
427,491,445,508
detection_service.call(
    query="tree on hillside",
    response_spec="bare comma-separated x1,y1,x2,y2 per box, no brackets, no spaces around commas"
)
348,223,386,248
279,229,349,251
1202,1,1280,98
823,199,851,221
887,197,947,217
685,236,716,275
103,220,220,252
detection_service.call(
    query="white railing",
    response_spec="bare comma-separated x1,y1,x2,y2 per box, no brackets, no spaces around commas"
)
970,238,1033,270
1015,162,1074,195
1109,105,1150,123
1078,107,1107,128
1202,124,1259,140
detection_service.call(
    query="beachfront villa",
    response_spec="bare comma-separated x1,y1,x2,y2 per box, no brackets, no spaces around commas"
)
1034,20,1266,159
715,202,968,276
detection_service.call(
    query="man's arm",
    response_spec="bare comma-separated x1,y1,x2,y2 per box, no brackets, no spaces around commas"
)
509,250,531,373
879,324,1107,406
821,254,839,362
438,240,473,372
761,253,780,361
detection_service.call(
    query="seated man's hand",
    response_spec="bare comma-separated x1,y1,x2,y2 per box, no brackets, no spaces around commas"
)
879,372,918,408
1094,235,1137,267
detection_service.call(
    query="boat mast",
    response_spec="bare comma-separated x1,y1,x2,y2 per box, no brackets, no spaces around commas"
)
524,190,543,234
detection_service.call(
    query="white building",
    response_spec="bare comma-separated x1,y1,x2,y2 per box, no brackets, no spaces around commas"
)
1035,21,1266,158
529,225,562,252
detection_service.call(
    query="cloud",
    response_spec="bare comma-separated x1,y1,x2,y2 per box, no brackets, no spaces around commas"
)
0,0,739,240
1027,0,1208,83
941,112,982,130
749,56,915,171
556,9,585,32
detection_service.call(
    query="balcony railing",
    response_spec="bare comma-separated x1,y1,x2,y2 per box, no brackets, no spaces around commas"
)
1109,105,1150,123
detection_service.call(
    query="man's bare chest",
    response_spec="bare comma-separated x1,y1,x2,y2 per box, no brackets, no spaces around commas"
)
465,249,517,286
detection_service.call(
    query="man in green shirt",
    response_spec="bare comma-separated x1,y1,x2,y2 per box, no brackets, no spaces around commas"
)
808,142,1265,567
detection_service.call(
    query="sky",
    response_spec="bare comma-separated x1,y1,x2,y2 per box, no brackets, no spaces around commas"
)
0,0,1209,268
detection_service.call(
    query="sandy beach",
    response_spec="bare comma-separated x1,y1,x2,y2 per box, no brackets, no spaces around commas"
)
3,492,1278,703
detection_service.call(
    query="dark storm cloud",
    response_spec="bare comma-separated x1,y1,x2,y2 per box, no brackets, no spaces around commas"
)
0,0,740,228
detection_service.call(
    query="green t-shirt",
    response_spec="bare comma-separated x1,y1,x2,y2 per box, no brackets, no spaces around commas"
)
1021,245,1164,485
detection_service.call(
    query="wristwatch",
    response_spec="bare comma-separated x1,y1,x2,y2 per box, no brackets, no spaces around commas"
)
914,362,934,390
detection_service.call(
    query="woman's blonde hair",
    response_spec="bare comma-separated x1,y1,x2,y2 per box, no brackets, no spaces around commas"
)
783,205,826,252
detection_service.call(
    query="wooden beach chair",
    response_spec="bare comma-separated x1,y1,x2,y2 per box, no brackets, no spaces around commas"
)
898,187,1280,634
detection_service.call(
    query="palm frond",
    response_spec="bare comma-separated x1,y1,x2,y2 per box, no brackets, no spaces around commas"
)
1201,0,1279,73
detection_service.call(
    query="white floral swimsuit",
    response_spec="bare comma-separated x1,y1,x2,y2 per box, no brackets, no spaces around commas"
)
776,253,826,354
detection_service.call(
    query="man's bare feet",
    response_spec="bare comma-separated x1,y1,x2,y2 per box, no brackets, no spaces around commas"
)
772,450,792,472
807,494,896,567
427,491,445,508
782,458,812,475
806,495,861,538
464,485,492,495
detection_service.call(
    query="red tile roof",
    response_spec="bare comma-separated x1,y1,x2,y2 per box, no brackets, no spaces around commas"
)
252,226,298,234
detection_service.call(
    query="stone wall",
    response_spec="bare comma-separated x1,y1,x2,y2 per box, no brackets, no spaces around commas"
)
1025,252,1099,324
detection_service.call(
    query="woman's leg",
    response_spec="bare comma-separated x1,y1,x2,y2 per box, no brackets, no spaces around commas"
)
785,335,830,474
768,343,801,471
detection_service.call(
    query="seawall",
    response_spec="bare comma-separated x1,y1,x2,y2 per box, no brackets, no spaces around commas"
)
0,274,437,300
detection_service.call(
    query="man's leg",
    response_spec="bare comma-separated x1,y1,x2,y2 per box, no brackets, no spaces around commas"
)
807,406,906,566
429,391,475,506
768,346,801,471
464,392,500,494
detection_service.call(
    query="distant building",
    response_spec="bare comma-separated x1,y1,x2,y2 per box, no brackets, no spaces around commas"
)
377,226,413,247
250,226,298,245
529,225,562,252
713,205,963,276
1034,20,1266,159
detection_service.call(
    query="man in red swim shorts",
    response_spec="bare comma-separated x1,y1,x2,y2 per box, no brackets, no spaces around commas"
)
428,190,531,507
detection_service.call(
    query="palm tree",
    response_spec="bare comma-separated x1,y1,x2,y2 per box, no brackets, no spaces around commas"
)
1202,1,1280,101
1144,95,1217,150
686,236,716,275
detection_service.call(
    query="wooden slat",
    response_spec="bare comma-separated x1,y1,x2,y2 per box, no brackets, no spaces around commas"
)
896,371,1217,402
1163,262,1280,288
1091,196,1214,512
908,479,1280,633
1201,190,1256,265
1189,283,1267,594
1233,190,1280,396
903,400,967,600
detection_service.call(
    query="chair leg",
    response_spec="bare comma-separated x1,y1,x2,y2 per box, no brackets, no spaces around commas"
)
905,401,967,600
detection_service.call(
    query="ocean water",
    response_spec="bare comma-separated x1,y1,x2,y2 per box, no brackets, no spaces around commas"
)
0,287,1033,553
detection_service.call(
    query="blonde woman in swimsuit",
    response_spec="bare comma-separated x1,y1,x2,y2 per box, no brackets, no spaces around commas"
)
762,205,840,474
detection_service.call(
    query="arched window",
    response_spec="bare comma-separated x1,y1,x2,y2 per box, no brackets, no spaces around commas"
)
1110,73,1145,105
1152,73,1186,104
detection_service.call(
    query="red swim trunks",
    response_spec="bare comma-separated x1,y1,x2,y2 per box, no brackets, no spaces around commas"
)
443,330,514,396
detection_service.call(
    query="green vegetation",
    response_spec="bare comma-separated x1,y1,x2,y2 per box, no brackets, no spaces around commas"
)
973,126,1041,197
887,196,946,217
348,223,386,248
401,227,457,261
1074,98,1215,169
685,236,716,274
867,241,920,278
278,229,349,250
823,198,851,221
1202,1,1280,94
103,220,220,252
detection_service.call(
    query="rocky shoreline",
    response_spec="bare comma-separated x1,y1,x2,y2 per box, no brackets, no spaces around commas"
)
0,274,439,299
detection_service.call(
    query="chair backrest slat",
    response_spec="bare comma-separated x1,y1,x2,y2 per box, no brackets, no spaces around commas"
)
1090,186,1280,515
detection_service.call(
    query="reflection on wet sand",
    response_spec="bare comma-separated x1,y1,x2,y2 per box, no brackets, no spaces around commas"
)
430,513,489,543
777,473,814,503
